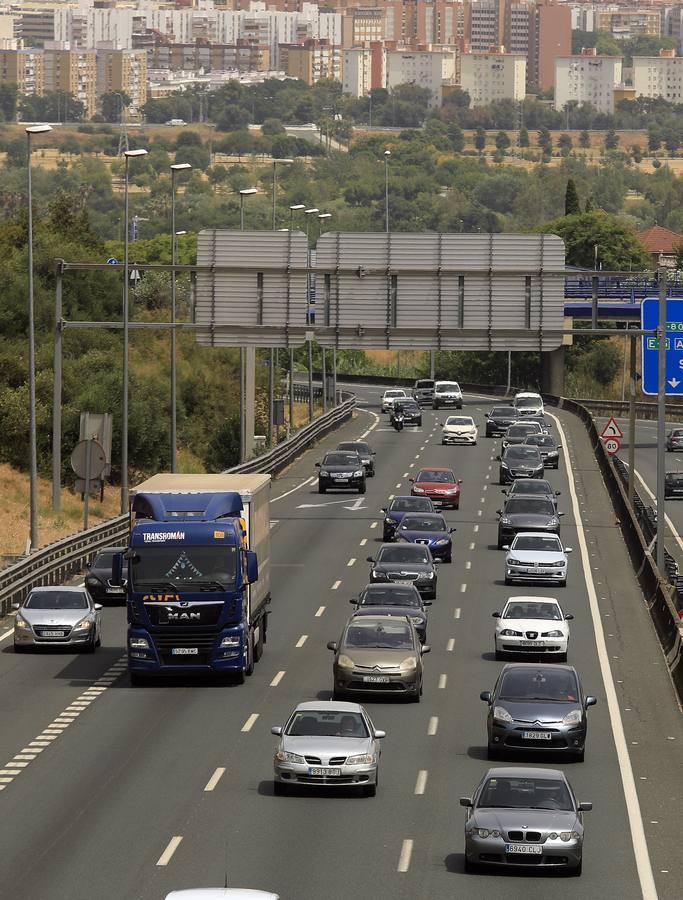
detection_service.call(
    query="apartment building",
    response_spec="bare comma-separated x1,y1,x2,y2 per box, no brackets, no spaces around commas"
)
19,8,56,48
43,44,97,118
342,42,389,95
386,48,445,106
555,48,622,114
148,39,270,74
528,1,571,90
96,48,147,114
282,38,341,83
0,48,44,96
596,9,661,40
459,48,526,105
633,48,683,103
466,0,506,52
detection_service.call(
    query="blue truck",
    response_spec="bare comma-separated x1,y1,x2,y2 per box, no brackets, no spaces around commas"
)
114,474,271,684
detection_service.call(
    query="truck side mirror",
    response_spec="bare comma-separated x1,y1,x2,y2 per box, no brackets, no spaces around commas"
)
111,552,123,587
246,549,259,583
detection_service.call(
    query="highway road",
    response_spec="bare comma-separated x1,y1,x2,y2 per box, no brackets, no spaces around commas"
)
0,388,682,900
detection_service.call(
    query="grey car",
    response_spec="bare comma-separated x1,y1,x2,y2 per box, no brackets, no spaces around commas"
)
350,583,430,643
497,497,562,549
337,441,376,477
367,543,438,599
328,614,430,702
502,479,561,509
525,434,562,469
412,378,435,406
13,586,102,652
501,422,544,452
461,767,591,875
480,663,596,761
498,446,544,484
272,700,385,796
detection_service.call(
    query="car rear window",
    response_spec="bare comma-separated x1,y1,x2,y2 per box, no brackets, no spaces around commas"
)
504,447,541,460
416,470,455,483
378,545,430,564
491,407,517,417
390,497,433,512
505,498,555,515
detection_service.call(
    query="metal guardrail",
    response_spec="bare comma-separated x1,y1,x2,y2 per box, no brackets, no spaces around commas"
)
575,398,683,422
0,386,355,617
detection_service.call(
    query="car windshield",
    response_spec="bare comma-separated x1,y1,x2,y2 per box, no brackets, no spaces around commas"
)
672,430,683,437
338,442,370,454
131,546,237,589
286,710,369,738
400,516,447,532
390,497,433,512
516,397,542,409
504,499,555,515
446,417,474,426
26,591,88,610
526,436,554,447
385,390,405,398
360,587,421,607
666,473,683,483
478,776,573,811
436,382,460,391
510,481,553,495
503,601,562,620
491,407,517,417
504,447,541,461
499,667,580,702
395,400,418,410
92,550,117,567
507,424,538,436
377,546,430,564
415,380,434,389
417,470,455,483
512,535,562,552
323,453,359,466
344,620,414,649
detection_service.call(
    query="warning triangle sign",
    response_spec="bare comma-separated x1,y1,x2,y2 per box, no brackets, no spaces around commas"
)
601,416,623,439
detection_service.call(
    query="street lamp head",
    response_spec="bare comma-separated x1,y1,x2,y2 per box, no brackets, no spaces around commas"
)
124,148,148,158
170,162,192,171
318,213,332,220
25,124,52,135
273,158,294,164
304,208,319,215
175,230,187,236
240,187,258,196
290,204,306,211
384,150,391,157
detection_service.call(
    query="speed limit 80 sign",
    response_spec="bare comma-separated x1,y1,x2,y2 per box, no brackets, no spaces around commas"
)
603,437,620,455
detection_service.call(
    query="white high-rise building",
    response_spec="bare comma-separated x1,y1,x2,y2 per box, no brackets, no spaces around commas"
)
460,50,526,106
554,49,623,114
386,50,445,107
633,49,683,103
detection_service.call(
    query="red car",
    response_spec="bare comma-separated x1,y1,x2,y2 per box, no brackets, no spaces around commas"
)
410,467,463,510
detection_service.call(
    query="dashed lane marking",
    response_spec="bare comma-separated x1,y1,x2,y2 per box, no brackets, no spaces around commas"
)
270,671,286,687
241,714,259,733
397,839,414,873
315,606,326,617
204,768,226,792
156,836,183,867
331,580,341,590
447,638,455,652
438,674,448,690
427,717,439,736
415,771,428,795
295,635,308,648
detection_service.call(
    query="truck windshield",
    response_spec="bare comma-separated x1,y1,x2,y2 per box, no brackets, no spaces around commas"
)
131,546,237,590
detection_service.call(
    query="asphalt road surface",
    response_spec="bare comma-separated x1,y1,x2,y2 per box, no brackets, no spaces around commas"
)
0,389,681,900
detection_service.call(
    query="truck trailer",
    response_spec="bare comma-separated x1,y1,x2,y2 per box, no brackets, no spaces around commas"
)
116,474,271,684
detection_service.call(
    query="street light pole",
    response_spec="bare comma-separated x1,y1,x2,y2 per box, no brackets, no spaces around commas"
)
271,158,293,230
26,123,52,551
656,268,668,574
121,148,148,513
289,203,305,231
384,149,390,233
239,186,257,231
304,208,319,420
238,188,258,463
169,163,192,473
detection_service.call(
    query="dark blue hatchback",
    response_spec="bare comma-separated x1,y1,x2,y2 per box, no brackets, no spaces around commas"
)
381,496,436,542
394,513,456,563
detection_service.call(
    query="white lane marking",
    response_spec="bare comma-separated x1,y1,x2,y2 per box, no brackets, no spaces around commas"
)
632,467,683,555
409,463,415,469
0,627,14,643
403,472,409,478
415,454,420,460
204,768,226,792
358,407,381,440
473,525,479,533
370,521,378,529
395,483,402,489
315,606,326,617
438,674,448,689
427,716,439,736
241,713,259,733
465,561,471,570
360,538,367,546
420,446,425,450
331,580,341,590
271,476,314,503
388,494,395,501
460,583,467,593
347,558,356,567
14,754,36,761
397,839,414,873
477,510,482,517
454,608,461,619
296,634,308,648
415,770,428,795
469,542,475,550
270,671,286,687
547,411,657,899
447,638,455,652
156,836,183,867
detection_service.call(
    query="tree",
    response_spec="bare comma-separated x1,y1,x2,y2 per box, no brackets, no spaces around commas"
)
519,127,529,148
631,144,643,164
539,210,651,270
0,83,18,121
474,126,486,153
446,121,464,153
648,127,662,153
495,130,511,152
564,178,581,216
558,133,573,157
579,130,591,149
100,91,131,123
262,117,285,136
538,127,552,154
604,129,619,151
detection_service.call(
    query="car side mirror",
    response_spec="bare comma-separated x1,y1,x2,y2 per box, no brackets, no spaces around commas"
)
372,451,377,455
501,490,507,495
94,603,103,611
565,547,573,553
111,552,124,587
433,558,441,564
502,544,509,551
11,602,20,610
381,507,387,513
271,726,282,736
565,613,574,620
578,801,593,812
366,556,374,563
495,509,502,516
480,691,492,703
246,549,258,583
315,462,321,467
421,644,431,654
326,641,338,651
557,445,562,450
557,512,565,517
449,528,457,534
458,479,463,484
409,477,415,483
424,600,433,606
374,729,386,739
349,598,357,605
585,696,597,708
460,797,473,807
492,611,501,618
555,491,561,496
496,455,501,461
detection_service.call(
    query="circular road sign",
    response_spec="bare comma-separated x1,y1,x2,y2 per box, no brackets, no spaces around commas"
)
106,257,118,265
603,437,621,456
70,439,107,480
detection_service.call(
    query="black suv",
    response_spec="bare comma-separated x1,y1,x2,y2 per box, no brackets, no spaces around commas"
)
412,379,435,406
85,546,127,604
484,406,519,437
665,472,683,499
316,451,366,494
394,398,422,426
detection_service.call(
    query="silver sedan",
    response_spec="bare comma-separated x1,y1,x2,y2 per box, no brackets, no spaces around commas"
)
13,586,102,653
272,700,385,796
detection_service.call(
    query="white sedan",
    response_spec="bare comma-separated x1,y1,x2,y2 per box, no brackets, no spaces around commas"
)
503,532,572,586
381,388,407,413
440,415,477,445
493,596,572,661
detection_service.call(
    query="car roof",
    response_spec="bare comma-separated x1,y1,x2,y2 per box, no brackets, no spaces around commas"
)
30,585,87,593
484,766,566,780
504,595,561,603
293,699,364,713
165,892,279,900
353,606,416,616
510,533,561,541
500,662,577,675
417,467,454,473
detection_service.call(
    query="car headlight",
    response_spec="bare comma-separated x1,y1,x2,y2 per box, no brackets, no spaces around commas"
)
500,462,509,469
412,486,425,493
353,470,364,477
492,706,514,724
409,616,423,625
14,615,31,630
400,656,417,670
320,470,329,477
425,571,435,579
444,487,458,494
548,560,566,567
500,517,511,525
129,637,149,650
434,538,449,546
347,753,376,765
543,630,564,638
549,518,559,527
337,654,355,669
560,831,580,842
220,635,241,647
507,558,523,566
384,517,395,525
500,628,522,636
276,750,305,764
72,617,93,631
562,709,582,726
85,576,100,587
371,569,384,579
472,828,501,839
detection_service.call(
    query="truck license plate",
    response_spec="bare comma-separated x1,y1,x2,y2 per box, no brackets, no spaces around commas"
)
172,647,198,655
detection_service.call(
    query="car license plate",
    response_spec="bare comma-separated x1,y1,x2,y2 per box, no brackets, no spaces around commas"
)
42,630,65,637
363,675,390,683
334,476,348,482
522,731,552,740
171,647,198,655
520,640,539,645
506,843,542,854
309,767,341,776
108,587,124,594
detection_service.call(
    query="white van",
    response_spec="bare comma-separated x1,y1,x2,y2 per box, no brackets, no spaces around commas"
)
513,391,544,417
432,381,462,409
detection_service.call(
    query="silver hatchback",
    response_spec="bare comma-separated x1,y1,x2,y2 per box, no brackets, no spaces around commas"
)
13,586,102,653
